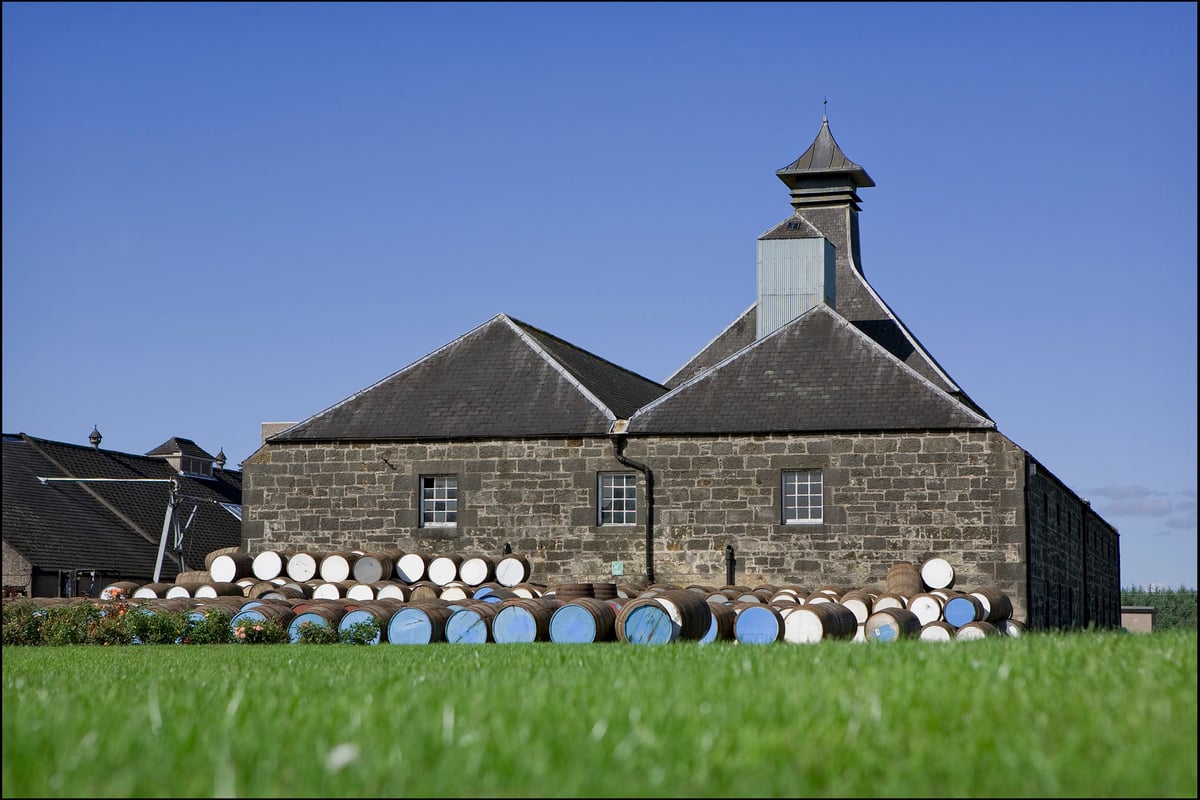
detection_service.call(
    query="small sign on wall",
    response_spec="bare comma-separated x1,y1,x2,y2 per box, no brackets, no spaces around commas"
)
611,561,623,576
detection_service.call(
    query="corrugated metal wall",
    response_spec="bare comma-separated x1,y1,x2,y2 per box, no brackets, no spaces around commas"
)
756,238,836,339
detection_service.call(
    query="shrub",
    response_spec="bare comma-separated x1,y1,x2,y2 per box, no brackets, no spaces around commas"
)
124,605,189,645
339,617,381,645
2,601,46,646
84,601,132,646
296,620,339,645
232,617,289,644
41,603,102,646
183,608,234,645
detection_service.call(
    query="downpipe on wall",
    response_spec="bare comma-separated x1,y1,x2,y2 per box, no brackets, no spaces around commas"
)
611,433,655,585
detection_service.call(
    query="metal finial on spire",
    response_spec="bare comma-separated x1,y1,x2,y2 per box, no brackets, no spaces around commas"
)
822,96,828,122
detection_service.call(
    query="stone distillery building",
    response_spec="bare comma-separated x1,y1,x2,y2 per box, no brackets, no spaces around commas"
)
242,118,1120,629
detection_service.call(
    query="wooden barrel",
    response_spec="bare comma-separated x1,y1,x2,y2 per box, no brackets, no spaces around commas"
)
426,555,463,587
698,601,737,644
886,562,924,597
318,552,361,583
408,581,441,603
284,551,326,582
495,555,532,587
338,601,404,644
373,582,408,601
100,581,141,600
278,581,315,599
615,597,675,644
591,582,619,600
204,546,242,571
458,556,496,587
445,602,499,643
955,620,1001,640
352,552,396,585
210,553,255,584
782,602,858,643
549,597,617,643
439,582,471,601
918,620,957,642
251,551,290,581
258,585,306,601
733,603,784,644
920,557,956,590
872,593,908,611
345,583,377,601
969,586,1013,623
395,552,431,583
287,604,348,643
247,580,282,599
387,604,453,645
653,589,712,641
230,603,296,636
193,582,244,598
492,598,560,643
943,593,985,628
312,581,356,600
839,591,875,625
864,607,922,642
174,570,210,586
164,584,193,599
551,582,595,601
996,618,1026,637
475,587,519,604
511,582,544,599
132,582,175,599
908,593,945,626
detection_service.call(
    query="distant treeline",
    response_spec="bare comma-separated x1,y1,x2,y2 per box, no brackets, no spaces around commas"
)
1121,586,1197,630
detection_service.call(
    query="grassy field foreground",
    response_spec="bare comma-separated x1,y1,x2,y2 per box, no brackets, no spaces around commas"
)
3,630,1196,798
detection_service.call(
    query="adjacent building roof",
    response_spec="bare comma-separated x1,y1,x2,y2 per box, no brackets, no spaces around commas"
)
270,314,668,443
2,433,243,580
628,304,993,434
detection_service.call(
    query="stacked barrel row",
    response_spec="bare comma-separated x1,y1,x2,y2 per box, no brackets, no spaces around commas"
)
100,548,540,605
91,555,1022,645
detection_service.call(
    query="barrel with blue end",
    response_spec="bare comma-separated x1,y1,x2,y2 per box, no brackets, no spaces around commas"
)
445,603,498,643
615,598,676,644
387,604,452,644
943,593,985,629
699,601,736,644
733,603,784,644
338,607,385,644
549,597,616,643
491,598,558,643
288,605,346,643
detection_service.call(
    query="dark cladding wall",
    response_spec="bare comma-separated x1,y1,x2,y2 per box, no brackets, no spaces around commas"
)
1024,456,1120,629
243,429,1033,621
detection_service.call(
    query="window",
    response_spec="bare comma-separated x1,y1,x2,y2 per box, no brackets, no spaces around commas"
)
420,475,458,527
598,472,637,526
782,469,823,524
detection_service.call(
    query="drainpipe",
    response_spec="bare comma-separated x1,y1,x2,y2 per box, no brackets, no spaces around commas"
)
725,544,736,587
612,433,654,585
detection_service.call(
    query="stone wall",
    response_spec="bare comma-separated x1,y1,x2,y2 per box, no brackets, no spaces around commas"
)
243,429,1032,620
3,540,32,595
1025,456,1120,629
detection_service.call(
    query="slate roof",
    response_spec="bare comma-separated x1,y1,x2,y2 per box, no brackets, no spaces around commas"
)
3,433,243,581
271,314,668,442
145,436,214,459
776,116,875,188
628,305,994,435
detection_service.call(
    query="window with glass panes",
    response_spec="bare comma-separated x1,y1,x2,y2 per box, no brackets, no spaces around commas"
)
782,469,823,524
598,472,637,525
420,475,458,527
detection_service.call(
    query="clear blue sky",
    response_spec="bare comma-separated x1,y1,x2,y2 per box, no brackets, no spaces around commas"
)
4,2,1195,589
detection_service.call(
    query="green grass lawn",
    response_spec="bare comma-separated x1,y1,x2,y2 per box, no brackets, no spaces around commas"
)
3,630,1196,798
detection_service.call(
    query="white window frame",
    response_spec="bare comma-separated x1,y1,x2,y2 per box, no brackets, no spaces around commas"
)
598,472,637,526
782,469,823,524
420,475,458,527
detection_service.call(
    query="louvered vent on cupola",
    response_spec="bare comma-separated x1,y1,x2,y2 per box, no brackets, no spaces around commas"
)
756,217,836,340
